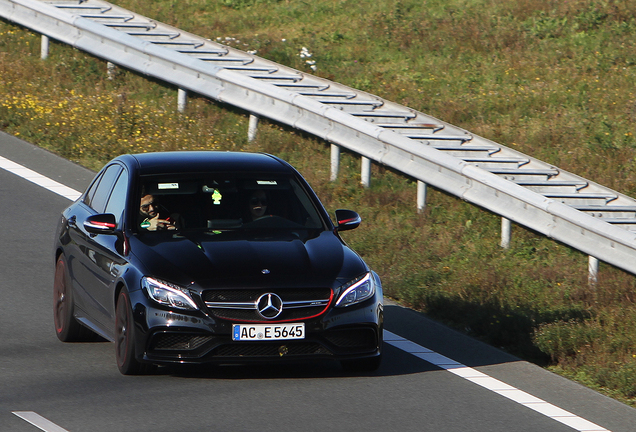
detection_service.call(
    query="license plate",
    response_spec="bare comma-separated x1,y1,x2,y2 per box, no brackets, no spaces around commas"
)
232,323,305,341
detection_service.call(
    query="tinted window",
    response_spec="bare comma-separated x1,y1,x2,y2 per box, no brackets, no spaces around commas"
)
89,165,122,213
83,172,103,208
104,169,129,226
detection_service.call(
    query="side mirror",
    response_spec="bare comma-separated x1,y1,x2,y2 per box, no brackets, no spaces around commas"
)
335,209,361,232
84,213,117,235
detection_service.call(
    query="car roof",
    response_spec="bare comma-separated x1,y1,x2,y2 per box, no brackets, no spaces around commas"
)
117,151,293,176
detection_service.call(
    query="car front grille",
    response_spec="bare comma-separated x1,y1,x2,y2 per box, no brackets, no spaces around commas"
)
323,327,378,350
213,342,332,357
150,332,215,351
202,287,332,322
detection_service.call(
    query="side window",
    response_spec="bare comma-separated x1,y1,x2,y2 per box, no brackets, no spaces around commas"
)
89,165,122,213
83,172,103,208
104,169,129,226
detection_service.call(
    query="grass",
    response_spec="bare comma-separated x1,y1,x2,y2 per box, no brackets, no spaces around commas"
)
3,0,636,405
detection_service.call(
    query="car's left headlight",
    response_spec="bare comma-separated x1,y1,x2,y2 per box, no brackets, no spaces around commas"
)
335,273,375,308
142,277,198,311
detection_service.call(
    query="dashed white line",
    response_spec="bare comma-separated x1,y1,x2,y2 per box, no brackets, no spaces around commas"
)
12,412,69,432
0,155,612,432
384,330,610,432
0,156,81,201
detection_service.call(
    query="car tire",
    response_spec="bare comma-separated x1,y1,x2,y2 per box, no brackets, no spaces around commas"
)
115,289,152,375
341,354,382,373
53,255,96,342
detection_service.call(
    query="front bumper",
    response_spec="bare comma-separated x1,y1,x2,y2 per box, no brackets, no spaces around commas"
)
130,290,383,365
144,324,381,364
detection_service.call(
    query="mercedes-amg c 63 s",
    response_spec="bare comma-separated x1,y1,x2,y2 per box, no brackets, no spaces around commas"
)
53,151,383,374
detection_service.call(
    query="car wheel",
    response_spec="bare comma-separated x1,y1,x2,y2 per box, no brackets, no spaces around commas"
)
115,290,151,375
53,255,95,342
341,354,382,373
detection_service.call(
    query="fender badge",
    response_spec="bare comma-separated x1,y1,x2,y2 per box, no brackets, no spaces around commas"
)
261,269,270,274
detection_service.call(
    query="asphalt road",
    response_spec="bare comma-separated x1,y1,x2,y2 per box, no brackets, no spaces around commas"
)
1,131,635,432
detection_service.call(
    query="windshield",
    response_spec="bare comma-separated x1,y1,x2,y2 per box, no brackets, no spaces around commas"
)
135,173,326,233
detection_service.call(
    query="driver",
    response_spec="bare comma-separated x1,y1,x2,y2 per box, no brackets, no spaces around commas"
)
139,194,176,231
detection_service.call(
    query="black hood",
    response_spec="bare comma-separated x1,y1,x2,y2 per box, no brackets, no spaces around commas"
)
129,229,366,290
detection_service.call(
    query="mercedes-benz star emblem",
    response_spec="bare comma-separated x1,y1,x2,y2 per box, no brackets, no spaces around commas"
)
256,293,283,319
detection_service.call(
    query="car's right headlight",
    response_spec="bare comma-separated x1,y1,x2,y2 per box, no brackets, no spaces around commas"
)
142,277,198,311
335,273,375,308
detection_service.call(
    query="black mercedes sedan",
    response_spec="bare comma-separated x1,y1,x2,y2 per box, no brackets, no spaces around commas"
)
53,151,383,374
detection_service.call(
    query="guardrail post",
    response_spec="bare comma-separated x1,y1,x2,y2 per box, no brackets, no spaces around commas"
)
107,62,116,80
248,113,259,142
501,217,511,249
588,256,599,287
40,35,49,60
330,144,340,181
177,88,187,113
361,157,371,188
417,180,427,213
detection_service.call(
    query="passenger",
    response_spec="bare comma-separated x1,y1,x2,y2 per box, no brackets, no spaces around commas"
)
248,190,269,220
139,194,176,231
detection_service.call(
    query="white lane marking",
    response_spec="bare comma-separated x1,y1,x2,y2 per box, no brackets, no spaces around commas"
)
0,155,611,432
3,158,78,430
0,156,81,201
384,330,610,432
12,412,70,432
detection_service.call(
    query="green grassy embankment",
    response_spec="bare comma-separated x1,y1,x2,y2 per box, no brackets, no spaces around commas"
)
3,0,636,404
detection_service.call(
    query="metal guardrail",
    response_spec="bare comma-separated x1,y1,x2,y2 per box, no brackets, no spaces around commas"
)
3,0,636,278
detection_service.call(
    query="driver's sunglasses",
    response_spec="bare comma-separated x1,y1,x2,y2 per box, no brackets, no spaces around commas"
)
250,198,267,206
141,202,157,211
